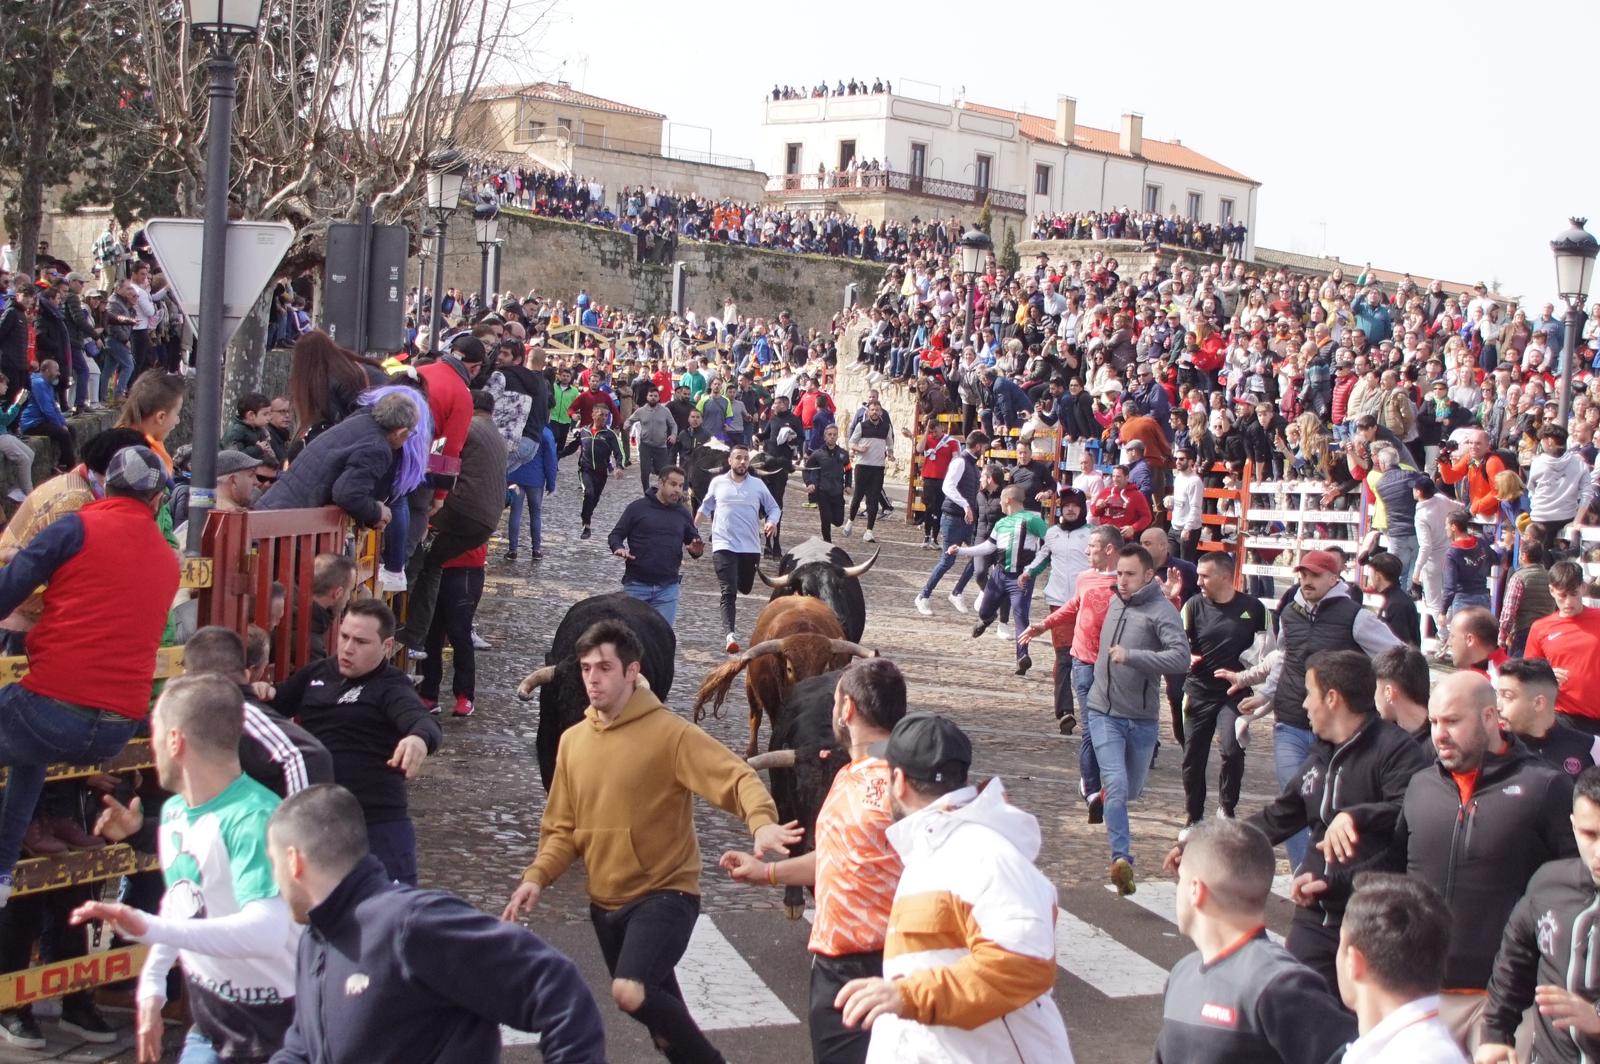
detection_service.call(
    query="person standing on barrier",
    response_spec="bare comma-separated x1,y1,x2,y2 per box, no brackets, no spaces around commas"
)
0,445,177,905
70,674,301,1064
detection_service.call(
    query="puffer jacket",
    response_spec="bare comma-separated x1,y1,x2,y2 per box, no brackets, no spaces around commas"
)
871,779,1072,1064
1087,578,1189,720
257,409,395,527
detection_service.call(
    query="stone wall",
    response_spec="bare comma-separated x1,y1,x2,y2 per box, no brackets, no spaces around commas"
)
429,211,883,333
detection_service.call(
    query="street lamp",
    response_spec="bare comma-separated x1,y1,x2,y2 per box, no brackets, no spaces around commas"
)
474,199,500,310
1551,217,1598,423
959,229,993,350
182,0,264,555
424,148,469,347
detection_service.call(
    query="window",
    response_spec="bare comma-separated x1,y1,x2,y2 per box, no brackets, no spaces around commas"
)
1219,198,1235,225
1144,183,1161,213
1034,164,1051,197
909,142,927,178
838,139,856,169
557,117,572,135
785,143,802,175
1186,191,1202,219
975,153,992,189
523,120,546,142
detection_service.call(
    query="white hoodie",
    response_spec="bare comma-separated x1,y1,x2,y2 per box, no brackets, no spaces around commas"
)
1526,448,1594,523
868,779,1074,1064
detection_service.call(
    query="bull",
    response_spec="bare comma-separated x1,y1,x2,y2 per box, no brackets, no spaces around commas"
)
757,537,878,642
745,670,848,918
693,595,874,759
516,592,676,790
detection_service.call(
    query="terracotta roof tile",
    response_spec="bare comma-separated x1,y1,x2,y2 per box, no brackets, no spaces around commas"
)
963,101,1255,184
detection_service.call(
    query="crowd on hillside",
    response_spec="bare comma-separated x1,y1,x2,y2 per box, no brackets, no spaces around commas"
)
1032,208,1248,256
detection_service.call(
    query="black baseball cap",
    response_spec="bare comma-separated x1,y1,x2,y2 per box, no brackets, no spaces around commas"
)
873,713,972,785
451,335,487,365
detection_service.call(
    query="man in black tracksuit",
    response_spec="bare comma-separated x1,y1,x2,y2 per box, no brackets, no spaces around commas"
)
1181,553,1266,825
1479,767,1600,1064
562,403,626,538
1243,650,1428,993
274,600,443,886
1376,670,1577,1046
266,784,606,1063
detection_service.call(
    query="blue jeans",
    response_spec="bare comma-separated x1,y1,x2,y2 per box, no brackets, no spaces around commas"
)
623,579,682,625
367,818,418,886
104,338,134,398
381,499,410,572
1388,535,1419,590
180,1028,224,1064
1449,591,1491,618
919,512,971,598
0,686,137,878
977,569,1032,660
1084,710,1159,863
507,486,546,554
1272,722,1316,872
1073,661,1101,798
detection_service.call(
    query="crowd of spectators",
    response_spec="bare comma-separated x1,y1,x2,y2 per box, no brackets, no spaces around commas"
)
1032,209,1247,256
770,78,891,99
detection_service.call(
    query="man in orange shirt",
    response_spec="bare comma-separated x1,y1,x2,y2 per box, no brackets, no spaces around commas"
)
1527,559,1600,736
1020,523,1124,823
1437,427,1507,518
720,658,907,1064
1119,396,1173,498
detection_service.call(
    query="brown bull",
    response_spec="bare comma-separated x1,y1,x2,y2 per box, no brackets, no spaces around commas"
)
692,596,873,758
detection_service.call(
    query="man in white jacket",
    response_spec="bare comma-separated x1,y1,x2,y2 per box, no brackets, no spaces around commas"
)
835,714,1073,1063
1413,478,1457,651
1170,448,1205,561
1526,424,1593,546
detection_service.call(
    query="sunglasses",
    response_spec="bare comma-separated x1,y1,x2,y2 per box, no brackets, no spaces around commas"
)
255,474,278,486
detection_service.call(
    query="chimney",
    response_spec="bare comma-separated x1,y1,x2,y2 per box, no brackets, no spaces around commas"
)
1119,112,1143,156
1055,96,1077,144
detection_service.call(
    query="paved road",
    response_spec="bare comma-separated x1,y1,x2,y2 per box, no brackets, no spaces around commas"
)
23,471,1300,1063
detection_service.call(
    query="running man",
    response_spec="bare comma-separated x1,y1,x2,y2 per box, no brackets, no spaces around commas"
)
695,442,781,653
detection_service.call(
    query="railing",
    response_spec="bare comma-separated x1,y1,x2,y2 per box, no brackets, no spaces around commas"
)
545,322,616,355
200,507,380,683
521,130,756,171
766,170,1026,212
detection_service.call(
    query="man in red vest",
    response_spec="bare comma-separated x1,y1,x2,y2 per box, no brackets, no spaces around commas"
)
0,444,178,903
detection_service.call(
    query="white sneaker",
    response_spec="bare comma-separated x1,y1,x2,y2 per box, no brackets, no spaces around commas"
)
947,592,968,614
725,633,740,653
840,520,853,537
913,595,932,616
862,530,876,543
378,568,408,594
5,487,25,504
470,628,491,650
995,623,1012,642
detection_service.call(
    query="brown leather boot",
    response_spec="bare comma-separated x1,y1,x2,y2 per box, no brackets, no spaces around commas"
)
45,817,106,851
21,820,67,856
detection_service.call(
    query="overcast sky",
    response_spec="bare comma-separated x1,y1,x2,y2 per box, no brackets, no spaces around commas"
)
527,0,1597,307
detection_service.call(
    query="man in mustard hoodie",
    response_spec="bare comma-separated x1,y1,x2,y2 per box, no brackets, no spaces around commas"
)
502,619,800,1063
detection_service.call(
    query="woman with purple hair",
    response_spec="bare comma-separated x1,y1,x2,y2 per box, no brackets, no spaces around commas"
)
359,379,432,591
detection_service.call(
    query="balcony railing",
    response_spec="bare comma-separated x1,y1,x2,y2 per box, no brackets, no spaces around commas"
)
764,169,1025,211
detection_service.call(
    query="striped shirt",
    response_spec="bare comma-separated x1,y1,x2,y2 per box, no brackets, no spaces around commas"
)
809,756,900,957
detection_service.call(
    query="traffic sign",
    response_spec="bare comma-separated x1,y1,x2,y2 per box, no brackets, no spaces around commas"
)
141,219,296,348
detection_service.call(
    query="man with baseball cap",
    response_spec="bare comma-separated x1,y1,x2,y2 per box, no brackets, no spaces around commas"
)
0,445,179,902
1240,549,1400,874
836,714,1073,1060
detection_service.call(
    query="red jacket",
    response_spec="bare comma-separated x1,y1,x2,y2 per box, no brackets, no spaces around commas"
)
418,358,474,499
1089,484,1152,535
919,433,959,480
566,388,621,430
1,497,179,718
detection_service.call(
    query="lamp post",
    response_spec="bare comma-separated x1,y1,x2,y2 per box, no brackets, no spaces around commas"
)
424,149,469,349
183,0,264,555
1551,217,1598,424
959,229,994,351
474,199,500,310
415,226,433,324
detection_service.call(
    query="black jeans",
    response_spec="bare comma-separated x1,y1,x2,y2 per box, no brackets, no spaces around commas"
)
817,492,844,542
367,818,418,886
591,891,723,1064
921,480,944,537
1286,915,1340,995
1181,689,1244,824
638,443,671,493
580,469,608,527
399,513,494,647
808,951,881,1064
0,884,94,1015
847,465,884,529
713,550,759,636
30,421,74,469
418,567,483,701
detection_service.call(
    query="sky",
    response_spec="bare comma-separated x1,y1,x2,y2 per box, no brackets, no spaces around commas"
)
516,0,1600,307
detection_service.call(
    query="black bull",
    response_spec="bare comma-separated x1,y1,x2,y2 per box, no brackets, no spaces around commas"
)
516,593,676,790
748,669,849,917
757,537,877,643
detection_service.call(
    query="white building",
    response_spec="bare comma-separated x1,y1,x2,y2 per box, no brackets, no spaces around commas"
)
761,92,1259,258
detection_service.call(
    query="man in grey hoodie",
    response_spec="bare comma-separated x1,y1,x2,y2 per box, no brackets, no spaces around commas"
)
1527,424,1593,547
1087,543,1188,896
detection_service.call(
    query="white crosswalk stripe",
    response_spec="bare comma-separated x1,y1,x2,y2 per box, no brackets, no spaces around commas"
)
678,914,801,1031
1053,909,1171,998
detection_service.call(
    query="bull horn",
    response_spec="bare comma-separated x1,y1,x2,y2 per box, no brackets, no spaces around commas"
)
828,639,875,660
740,639,789,664
841,548,881,579
757,567,794,590
516,665,557,701
746,749,797,771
